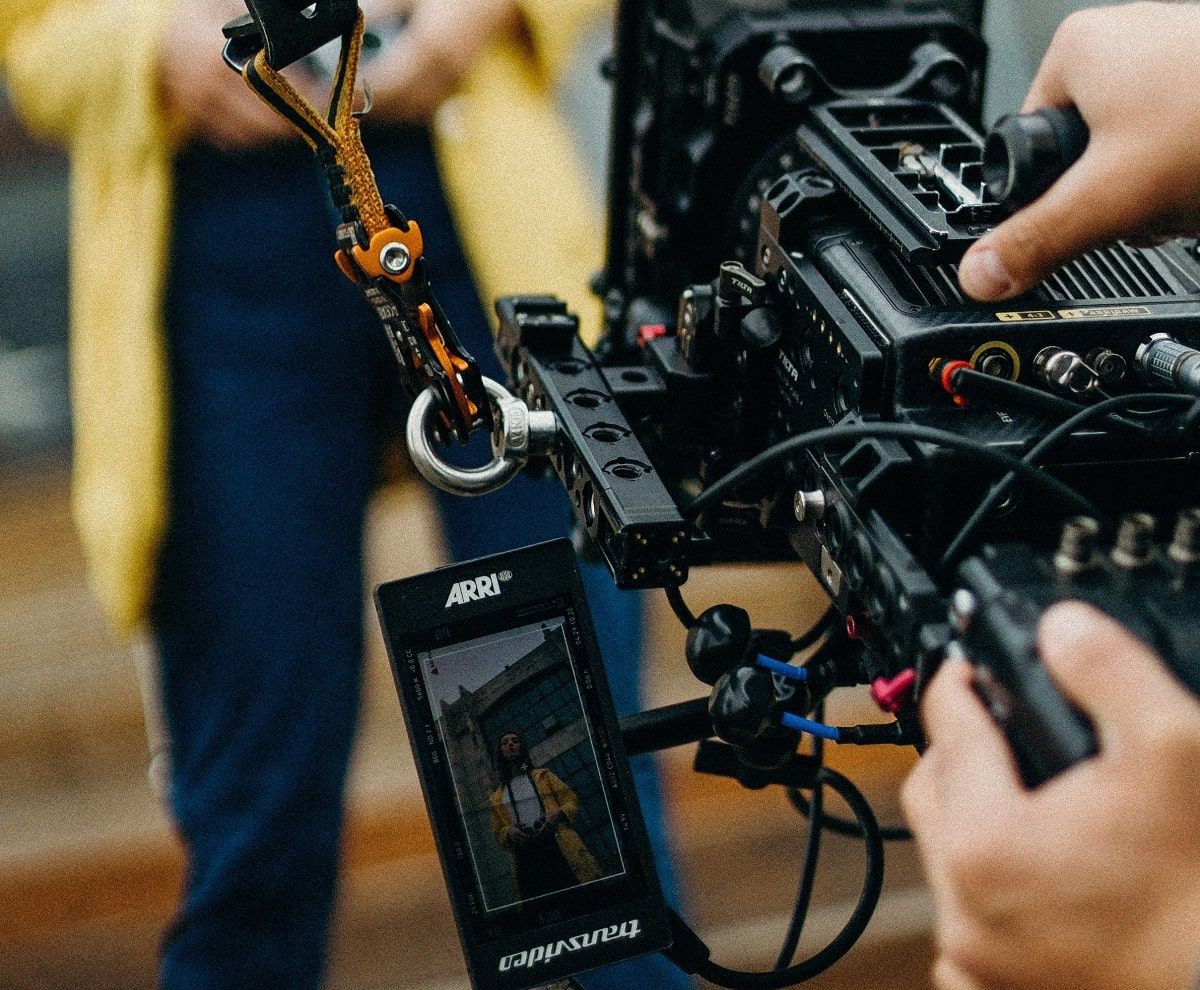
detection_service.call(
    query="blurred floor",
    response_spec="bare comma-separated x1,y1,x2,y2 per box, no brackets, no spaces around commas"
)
0,464,935,990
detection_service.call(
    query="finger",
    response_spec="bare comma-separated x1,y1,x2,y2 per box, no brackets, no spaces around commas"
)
958,137,1147,300
919,659,1020,782
1038,600,1190,744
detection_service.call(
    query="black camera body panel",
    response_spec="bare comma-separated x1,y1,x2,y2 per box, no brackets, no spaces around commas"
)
497,0,1200,711
604,0,986,338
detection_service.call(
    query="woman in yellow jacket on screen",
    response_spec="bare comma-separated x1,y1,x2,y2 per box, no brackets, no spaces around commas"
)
489,729,603,901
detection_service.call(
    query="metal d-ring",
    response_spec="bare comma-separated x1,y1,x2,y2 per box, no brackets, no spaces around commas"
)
406,377,559,496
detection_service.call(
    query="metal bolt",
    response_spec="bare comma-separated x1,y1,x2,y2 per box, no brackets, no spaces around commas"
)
1054,515,1101,575
379,242,411,275
793,489,827,523
1034,346,1099,395
948,589,977,634
1111,512,1157,569
1168,507,1200,565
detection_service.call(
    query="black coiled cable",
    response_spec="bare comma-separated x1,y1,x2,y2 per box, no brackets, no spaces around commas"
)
677,766,884,988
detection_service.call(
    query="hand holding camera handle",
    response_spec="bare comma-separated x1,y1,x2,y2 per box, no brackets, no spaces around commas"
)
948,580,1098,788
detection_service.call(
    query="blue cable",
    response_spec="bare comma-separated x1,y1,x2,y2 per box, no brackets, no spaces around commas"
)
758,656,839,740
781,712,841,741
757,654,809,681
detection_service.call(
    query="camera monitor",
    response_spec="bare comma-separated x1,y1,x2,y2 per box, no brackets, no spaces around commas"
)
375,540,672,990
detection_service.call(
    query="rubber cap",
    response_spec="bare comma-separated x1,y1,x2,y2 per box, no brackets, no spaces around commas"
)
983,106,1089,210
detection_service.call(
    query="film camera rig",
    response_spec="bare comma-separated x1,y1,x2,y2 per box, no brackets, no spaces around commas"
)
225,0,1200,985
469,0,1200,977
479,0,1200,778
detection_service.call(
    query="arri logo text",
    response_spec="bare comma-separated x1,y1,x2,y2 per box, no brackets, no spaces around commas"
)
444,570,511,608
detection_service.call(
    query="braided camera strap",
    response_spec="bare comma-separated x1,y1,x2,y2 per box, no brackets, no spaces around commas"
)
243,11,388,234
236,11,490,443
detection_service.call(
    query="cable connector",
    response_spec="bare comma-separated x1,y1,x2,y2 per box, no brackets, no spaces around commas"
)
780,712,841,740
756,654,809,681
778,714,908,745
837,721,909,746
930,357,972,407
870,668,916,714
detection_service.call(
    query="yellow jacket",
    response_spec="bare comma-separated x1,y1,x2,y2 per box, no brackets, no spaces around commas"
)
489,767,603,886
1,0,605,632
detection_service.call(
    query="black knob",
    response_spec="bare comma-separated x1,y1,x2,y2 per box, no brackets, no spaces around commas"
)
983,106,1090,210
686,604,751,685
708,665,798,769
758,45,817,105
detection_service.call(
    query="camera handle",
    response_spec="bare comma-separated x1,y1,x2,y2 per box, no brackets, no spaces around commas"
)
405,378,560,495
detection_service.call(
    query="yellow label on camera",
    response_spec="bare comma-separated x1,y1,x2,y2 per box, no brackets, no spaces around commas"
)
1057,306,1152,320
995,310,1057,322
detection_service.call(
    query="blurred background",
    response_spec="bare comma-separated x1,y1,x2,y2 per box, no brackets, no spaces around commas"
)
2,5,1078,985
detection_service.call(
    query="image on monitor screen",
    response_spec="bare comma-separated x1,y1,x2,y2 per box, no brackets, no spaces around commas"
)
419,616,626,912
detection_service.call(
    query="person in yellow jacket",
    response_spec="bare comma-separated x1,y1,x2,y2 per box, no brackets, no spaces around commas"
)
489,729,603,901
1,1,686,987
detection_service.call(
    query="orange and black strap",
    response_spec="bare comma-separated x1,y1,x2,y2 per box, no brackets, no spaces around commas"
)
238,11,490,442
243,11,388,234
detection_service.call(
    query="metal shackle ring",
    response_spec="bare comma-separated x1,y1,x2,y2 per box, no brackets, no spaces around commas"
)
406,378,533,496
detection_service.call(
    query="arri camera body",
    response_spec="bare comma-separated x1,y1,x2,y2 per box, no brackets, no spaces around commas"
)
494,0,1200,772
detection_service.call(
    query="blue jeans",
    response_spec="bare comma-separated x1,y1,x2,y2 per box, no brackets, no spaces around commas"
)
153,129,685,989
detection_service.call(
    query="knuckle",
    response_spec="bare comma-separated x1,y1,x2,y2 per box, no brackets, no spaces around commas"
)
941,824,1022,902
943,838,1001,894
991,215,1052,284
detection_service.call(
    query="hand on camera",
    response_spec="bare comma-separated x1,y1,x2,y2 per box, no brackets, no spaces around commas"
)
158,0,321,150
959,2,1200,301
360,0,519,125
903,601,1200,990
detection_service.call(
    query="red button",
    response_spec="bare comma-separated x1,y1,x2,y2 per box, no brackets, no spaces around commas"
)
636,324,668,348
871,668,917,714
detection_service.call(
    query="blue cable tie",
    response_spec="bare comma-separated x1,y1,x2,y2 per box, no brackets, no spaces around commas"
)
756,654,809,681
781,712,841,741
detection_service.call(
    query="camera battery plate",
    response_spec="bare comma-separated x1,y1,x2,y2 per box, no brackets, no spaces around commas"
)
798,98,1005,264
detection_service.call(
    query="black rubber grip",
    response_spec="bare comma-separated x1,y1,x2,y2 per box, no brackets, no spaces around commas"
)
983,106,1090,210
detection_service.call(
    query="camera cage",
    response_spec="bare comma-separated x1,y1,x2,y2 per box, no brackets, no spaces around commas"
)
223,1,1200,985
491,2,1200,980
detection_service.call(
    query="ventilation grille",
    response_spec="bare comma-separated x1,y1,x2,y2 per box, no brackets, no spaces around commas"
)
881,242,1196,308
